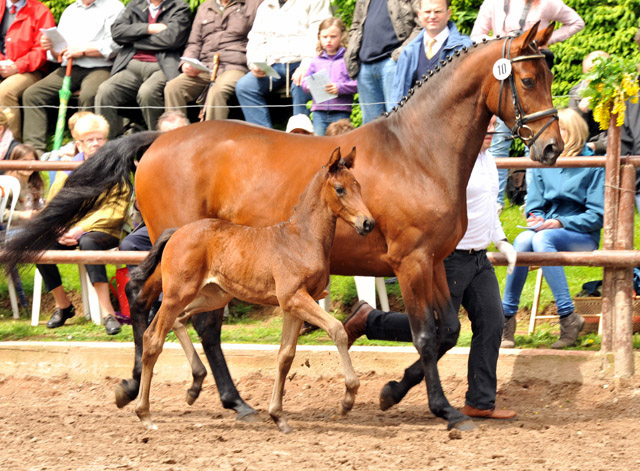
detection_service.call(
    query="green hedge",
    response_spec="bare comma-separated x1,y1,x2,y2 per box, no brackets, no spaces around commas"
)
43,0,639,105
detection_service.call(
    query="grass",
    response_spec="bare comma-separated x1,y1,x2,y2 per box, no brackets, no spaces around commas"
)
0,204,638,350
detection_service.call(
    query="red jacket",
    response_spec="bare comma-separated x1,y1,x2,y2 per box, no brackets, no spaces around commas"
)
0,0,55,74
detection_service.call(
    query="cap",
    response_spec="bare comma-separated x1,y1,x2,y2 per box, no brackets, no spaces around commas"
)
285,114,314,134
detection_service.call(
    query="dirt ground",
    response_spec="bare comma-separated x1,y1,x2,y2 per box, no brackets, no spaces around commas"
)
2,370,640,471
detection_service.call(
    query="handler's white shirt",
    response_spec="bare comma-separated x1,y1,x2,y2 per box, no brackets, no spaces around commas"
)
457,149,507,250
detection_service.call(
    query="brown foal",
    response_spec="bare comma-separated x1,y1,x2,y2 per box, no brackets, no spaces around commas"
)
131,147,374,432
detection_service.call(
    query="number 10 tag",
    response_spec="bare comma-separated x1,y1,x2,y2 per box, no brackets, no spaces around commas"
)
493,58,512,80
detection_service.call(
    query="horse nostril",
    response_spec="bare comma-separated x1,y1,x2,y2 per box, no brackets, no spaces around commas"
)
363,218,375,233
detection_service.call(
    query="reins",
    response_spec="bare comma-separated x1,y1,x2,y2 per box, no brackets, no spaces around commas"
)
497,35,558,147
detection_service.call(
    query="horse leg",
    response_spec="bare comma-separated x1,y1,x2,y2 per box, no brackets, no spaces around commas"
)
379,265,462,412
269,311,303,434
172,318,207,405
135,299,181,430
115,278,159,408
289,292,360,415
191,310,258,422
396,255,468,430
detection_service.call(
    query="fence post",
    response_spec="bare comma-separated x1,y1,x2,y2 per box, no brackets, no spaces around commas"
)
613,164,635,376
600,114,621,355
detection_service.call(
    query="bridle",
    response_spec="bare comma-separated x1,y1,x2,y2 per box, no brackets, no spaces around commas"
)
497,35,558,147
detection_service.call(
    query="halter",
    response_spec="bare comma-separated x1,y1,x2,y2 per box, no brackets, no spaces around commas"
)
497,35,558,147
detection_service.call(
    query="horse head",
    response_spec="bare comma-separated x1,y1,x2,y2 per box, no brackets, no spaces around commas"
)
487,21,563,165
325,147,375,236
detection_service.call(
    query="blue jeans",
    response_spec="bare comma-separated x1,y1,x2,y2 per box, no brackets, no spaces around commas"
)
311,110,351,136
235,62,311,128
502,228,598,317
490,118,512,206
357,58,397,124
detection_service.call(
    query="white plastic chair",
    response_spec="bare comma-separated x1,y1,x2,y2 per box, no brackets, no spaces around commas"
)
0,175,22,319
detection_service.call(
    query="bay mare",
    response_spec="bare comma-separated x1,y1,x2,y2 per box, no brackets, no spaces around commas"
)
130,147,374,432
1,24,562,430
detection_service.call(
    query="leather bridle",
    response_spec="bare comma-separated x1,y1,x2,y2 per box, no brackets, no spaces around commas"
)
497,35,558,147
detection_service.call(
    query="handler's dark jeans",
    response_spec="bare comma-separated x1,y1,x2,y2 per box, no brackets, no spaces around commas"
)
37,231,120,292
364,250,504,410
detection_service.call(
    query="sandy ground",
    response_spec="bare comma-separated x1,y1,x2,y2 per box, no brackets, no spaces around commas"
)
2,368,640,471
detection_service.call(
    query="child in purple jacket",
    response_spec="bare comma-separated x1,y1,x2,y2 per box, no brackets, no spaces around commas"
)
302,18,357,136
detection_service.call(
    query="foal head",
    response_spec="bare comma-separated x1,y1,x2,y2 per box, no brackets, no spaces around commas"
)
324,147,375,236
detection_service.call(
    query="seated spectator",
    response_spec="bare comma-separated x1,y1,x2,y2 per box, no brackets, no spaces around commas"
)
0,0,55,140
95,0,190,138
569,50,610,155
0,108,19,164
22,0,124,156
164,0,261,121
325,118,354,136
235,0,331,128
301,17,357,136
501,108,604,349
40,111,92,184
36,113,130,335
391,0,472,106
285,114,314,135
345,0,421,124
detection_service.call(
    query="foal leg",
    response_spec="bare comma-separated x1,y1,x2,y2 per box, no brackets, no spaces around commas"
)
286,292,360,415
115,278,160,408
172,318,207,405
269,312,303,434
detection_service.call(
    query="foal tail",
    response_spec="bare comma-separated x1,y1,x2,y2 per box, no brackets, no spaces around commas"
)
0,131,161,270
129,228,178,287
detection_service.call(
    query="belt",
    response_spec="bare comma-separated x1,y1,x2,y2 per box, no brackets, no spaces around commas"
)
453,248,486,255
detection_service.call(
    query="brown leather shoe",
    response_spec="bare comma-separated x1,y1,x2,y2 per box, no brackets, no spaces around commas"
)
461,404,517,420
343,300,373,348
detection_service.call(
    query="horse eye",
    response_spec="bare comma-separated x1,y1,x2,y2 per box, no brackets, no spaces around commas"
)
522,78,534,88
335,186,346,197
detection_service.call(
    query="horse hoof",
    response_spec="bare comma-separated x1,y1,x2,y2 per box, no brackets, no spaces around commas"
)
114,381,136,409
278,422,294,434
236,410,259,423
144,422,158,431
379,381,402,411
340,400,354,416
450,419,475,432
186,391,198,406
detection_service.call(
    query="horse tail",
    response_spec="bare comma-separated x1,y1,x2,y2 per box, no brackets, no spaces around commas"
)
129,228,177,286
0,131,161,269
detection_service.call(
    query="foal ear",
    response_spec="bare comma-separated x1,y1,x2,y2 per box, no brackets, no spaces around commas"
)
534,22,555,49
341,146,356,169
327,147,342,172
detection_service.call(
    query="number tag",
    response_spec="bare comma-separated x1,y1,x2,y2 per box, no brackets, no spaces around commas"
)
493,58,512,80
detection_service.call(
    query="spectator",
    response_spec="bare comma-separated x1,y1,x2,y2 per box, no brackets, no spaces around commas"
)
301,17,357,136
568,50,610,155
285,113,314,134
41,110,92,184
471,0,585,209
95,0,191,138
501,108,604,349
22,0,124,156
325,117,354,136
164,0,262,121
392,0,472,105
3,143,44,226
235,0,331,128
155,109,190,132
345,0,421,124
0,0,55,140
0,108,19,164
343,117,518,420
37,113,130,335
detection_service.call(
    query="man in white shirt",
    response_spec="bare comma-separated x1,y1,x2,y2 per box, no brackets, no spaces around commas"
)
22,0,124,154
343,117,518,421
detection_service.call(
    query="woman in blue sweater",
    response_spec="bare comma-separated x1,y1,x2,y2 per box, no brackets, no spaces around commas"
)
501,108,605,349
